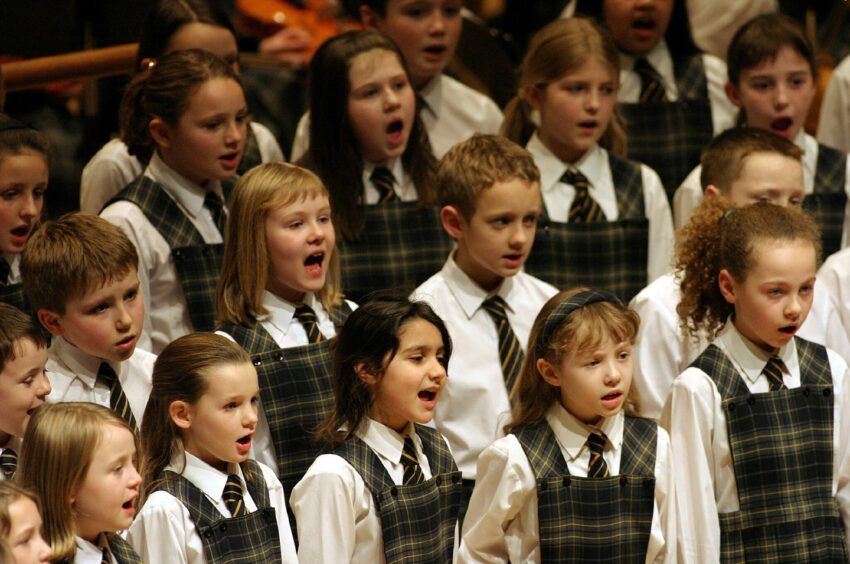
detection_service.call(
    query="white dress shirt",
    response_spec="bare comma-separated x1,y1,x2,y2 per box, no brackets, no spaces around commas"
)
73,535,122,564
631,271,850,421
412,253,558,479
217,291,357,473
458,405,675,563
527,135,675,284
819,247,850,353
290,74,503,161
100,152,228,354
80,122,284,213
818,54,850,154
664,321,850,562
617,40,736,136
290,418,439,563
1,253,21,284
0,436,22,481
128,451,297,564
45,336,155,425
361,158,417,203
672,130,850,241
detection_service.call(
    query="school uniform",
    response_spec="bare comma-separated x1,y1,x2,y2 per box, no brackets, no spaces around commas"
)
524,135,674,299
74,534,141,564
100,152,230,354
80,122,284,213
631,271,850,421
361,159,417,204
0,436,22,481
673,130,850,256
44,336,154,425
818,247,850,351
459,404,675,563
290,418,461,563
666,321,850,561
0,253,40,332
128,451,297,564
617,40,736,199
289,73,503,161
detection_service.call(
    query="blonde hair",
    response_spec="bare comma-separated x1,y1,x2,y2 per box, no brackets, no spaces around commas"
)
0,481,41,539
507,288,640,432
501,17,625,155
140,333,251,504
20,213,138,314
217,163,342,325
17,403,135,562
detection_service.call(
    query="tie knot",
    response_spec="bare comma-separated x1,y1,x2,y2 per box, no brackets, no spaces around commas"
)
763,356,787,391
587,432,606,454
223,474,246,517
401,436,418,465
98,362,117,386
204,190,224,211
0,448,18,479
371,166,399,202
483,295,509,320
0,257,10,285
561,168,591,191
294,304,318,324
401,436,424,485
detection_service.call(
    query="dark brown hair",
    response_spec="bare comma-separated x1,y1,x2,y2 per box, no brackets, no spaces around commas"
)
0,114,51,165
727,13,816,87
0,303,47,373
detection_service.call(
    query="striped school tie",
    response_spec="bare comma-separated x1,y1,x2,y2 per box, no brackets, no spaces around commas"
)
562,169,606,223
0,448,17,480
587,432,610,478
98,363,138,435
633,58,668,103
0,257,9,285
763,356,787,391
223,474,246,517
370,166,400,203
294,304,325,344
204,190,227,234
101,547,110,564
401,436,424,485
482,295,524,398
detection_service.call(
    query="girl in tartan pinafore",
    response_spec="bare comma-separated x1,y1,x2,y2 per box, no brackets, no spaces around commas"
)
670,198,850,561
291,293,462,563
502,18,674,302
129,333,297,563
17,403,143,564
215,162,355,522
0,482,52,562
299,31,451,302
100,50,249,354
459,288,675,563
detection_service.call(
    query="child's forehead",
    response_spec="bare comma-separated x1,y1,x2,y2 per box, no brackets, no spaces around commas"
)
471,178,540,213
1,337,46,377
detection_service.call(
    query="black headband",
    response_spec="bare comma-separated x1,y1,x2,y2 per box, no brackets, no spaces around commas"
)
0,118,33,133
536,289,623,357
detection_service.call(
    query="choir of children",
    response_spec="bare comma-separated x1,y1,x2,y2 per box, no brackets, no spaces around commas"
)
5,3,850,562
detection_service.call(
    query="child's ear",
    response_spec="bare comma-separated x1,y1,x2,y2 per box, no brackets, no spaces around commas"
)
37,309,65,337
718,268,737,304
523,84,543,112
359,5,382,28
724,81,742,108
537,358,561,387
169,400,193,430
440,205,466,240
149,117,172,150
704,184,721,198
354,362,379,386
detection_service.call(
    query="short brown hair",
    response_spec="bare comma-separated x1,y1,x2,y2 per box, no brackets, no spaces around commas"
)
0,303,47,373
21,213,139,314
699,127,803,192
727,13,815,87
437,134,540,219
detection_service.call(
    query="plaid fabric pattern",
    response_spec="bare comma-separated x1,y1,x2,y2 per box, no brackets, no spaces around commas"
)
337,201,453,302
335,424,461,563
158,459,282,563
513,416,656,562
106,177,233,332
107,533,142,564
690,340,848,562
804,143,847,258
620,53,713,200
237,125,262,176
524,153,649,302
0,284,50,342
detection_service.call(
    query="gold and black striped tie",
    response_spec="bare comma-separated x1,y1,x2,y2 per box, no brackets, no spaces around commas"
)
204,190,227,235
223,474,246,517
98,362,138,436
294,304,325,344
587,432,609,478
562,169,606,223
371,166,400,203
401,436,424,485
482,295,524,398
763,356,787,391
634,58,668,103
0,448,17,480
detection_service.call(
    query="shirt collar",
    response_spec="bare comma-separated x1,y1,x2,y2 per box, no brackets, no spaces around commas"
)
147,151,225,219
545,402,624,462
261,291,321,335
620,39,671,74
74,534,110,563
418,74,443,118
50,336,113,388
166,450,245,503
363,157,403,181
717,319,797,384
440,251,518,319
356,417,419,465
527,133,605,192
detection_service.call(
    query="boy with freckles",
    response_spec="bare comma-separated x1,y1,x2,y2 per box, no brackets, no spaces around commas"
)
413,134,557,522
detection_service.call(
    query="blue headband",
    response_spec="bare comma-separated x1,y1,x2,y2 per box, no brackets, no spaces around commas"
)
536,289,623,357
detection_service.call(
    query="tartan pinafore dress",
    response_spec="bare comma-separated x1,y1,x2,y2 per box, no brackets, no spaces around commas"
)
513,416,657,563
0,280,47,340
156,459,282,563
690,338,849,562
804,143,847,258
619,53,714,201
524,153,649,302
104,176,233,332
335,424,462,563
337,201,453,302
106,534,142,564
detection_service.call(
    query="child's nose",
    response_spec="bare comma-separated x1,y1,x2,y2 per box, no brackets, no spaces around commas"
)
19,194,39,219
225,119,244,145
604,361,622,385
38,372,52,397
428,10,447,35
